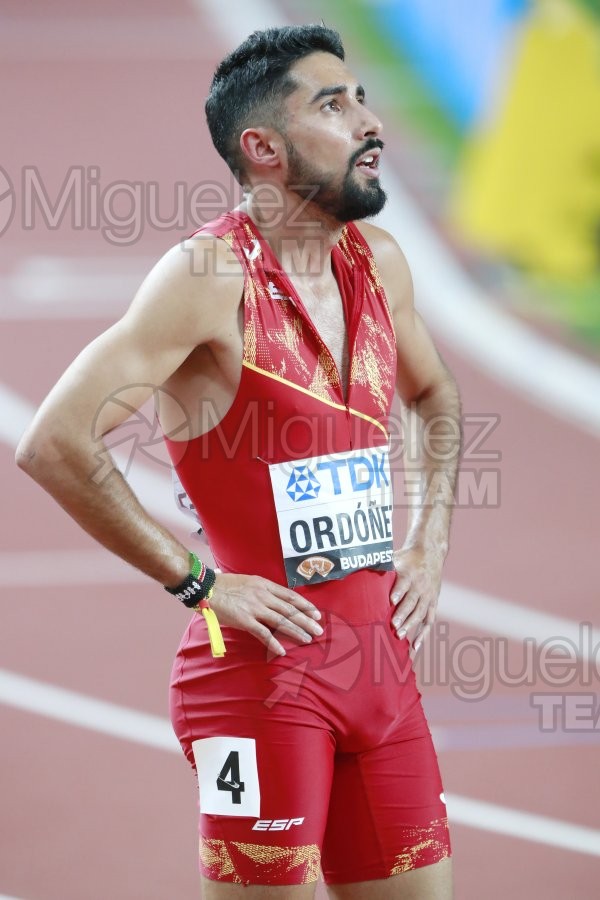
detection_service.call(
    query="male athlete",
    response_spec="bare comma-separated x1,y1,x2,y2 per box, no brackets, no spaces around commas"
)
17,25,460,899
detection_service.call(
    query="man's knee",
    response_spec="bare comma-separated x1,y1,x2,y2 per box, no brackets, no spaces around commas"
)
326,856,453,900
201,874,318,899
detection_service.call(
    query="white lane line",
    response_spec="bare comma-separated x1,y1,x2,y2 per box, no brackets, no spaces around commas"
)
4,1,597,863
1,666,599,857
0,384,34,448
193,0,287,45
3,382,598,640
0,256,155,319
439,583,600,662
1,544,598,657
0,669,179,753
2,7,599,435
379,174,600,438
195,0,600,438
0,894,27,900
446,795,600,857
1,544,598,659
4,210,600,434
4,382,185,531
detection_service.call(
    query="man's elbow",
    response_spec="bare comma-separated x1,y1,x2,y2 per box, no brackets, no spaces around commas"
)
412,372,459,408
15,425,60,480
15,440,33,472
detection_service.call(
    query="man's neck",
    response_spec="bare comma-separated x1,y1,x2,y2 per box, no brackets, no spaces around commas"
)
241,186,344,283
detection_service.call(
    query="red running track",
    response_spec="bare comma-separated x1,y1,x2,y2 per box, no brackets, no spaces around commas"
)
1,2,599,898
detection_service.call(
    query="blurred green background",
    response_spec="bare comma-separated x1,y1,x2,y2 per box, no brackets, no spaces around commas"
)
315,0,600,350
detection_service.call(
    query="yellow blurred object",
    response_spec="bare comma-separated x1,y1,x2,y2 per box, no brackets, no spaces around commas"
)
452,0,600,277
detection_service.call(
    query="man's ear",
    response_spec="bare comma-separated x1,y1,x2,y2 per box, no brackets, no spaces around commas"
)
239,128,284,171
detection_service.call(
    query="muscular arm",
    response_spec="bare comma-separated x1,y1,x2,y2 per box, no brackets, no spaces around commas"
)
385,246,461,557
15,237,243,587
359,222,462,649
16,236,322,653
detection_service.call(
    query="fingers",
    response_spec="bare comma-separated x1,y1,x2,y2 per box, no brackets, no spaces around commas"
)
412,621,431,655
398,594,431,636
265,579,322,620
261,597,324,644
246,599,322,656
414,605,437,652
246,621,287,658
391,588,421,637
211,574,324,655
390,573,411,606
253,579,323,640
391,584,437,647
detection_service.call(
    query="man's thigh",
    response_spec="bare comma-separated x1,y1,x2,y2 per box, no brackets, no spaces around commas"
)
320,701,451,888
194,725,335,889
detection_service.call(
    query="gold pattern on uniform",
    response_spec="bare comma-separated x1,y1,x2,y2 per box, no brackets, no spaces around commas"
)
233,841,321,884
245,276,259,310
263,302,312,381
244,318,258,367
234,216,396,414
337,227,354,267
337,228,395,338
367,253,383,290
388,817,450,876
220,230,235,250
308,348,341,401
268,312,304,363
243,280,270,368
350,314,394,414
199,836,242,883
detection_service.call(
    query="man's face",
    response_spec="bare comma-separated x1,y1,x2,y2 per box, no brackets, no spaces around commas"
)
281,52,386,223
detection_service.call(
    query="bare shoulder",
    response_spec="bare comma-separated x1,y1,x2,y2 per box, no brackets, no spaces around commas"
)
355,222,450,402
354,221,413,314
123,232,245,348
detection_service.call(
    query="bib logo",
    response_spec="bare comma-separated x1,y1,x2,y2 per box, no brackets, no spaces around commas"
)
286,465,321,502
271,446,395,586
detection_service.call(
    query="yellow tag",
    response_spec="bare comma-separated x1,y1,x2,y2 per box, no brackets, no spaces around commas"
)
201,607,226,658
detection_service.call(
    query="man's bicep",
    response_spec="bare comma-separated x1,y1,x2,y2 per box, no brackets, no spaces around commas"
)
29,317,194,443
375,236,448,405
30,237,243,440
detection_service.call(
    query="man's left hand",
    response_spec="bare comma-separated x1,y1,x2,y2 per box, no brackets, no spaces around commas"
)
390,545,445,653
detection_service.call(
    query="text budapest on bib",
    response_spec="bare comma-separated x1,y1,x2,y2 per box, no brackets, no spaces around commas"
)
269,445,395,587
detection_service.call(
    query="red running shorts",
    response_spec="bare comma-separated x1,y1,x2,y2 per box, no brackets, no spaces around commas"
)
170,589,450,887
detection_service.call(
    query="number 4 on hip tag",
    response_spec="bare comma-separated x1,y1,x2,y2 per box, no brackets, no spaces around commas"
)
192,736,261,817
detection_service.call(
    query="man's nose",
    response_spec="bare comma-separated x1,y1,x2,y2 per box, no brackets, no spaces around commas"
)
356,106,383,141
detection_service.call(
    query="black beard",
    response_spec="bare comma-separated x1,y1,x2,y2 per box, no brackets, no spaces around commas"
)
286,141,387,223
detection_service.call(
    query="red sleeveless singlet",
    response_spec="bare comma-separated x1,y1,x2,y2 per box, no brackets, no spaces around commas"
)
163,210,398,617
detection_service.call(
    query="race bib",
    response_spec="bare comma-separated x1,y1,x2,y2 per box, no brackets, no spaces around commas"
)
269,445,395,587
193,736,260,817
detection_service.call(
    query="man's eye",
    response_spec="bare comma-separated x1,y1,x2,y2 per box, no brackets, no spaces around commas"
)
324,99,341,111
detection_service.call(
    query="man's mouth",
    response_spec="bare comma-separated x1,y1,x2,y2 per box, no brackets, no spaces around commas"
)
355,147,382,178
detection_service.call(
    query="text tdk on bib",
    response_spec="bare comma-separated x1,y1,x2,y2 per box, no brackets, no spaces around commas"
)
268,445,395,587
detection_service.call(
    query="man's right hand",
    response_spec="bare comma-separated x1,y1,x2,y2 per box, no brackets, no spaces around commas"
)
208,574,323,656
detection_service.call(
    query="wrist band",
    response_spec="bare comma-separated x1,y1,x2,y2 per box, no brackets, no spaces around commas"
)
164,552,213,606
165,553,225,658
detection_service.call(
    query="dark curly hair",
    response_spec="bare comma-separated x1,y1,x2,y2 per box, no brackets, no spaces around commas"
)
205,25,345,183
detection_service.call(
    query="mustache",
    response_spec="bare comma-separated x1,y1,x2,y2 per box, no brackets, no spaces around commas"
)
349,138,385,168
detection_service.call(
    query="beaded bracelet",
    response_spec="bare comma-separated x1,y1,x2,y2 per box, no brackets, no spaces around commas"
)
164,552,215,607
164,553,225,657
